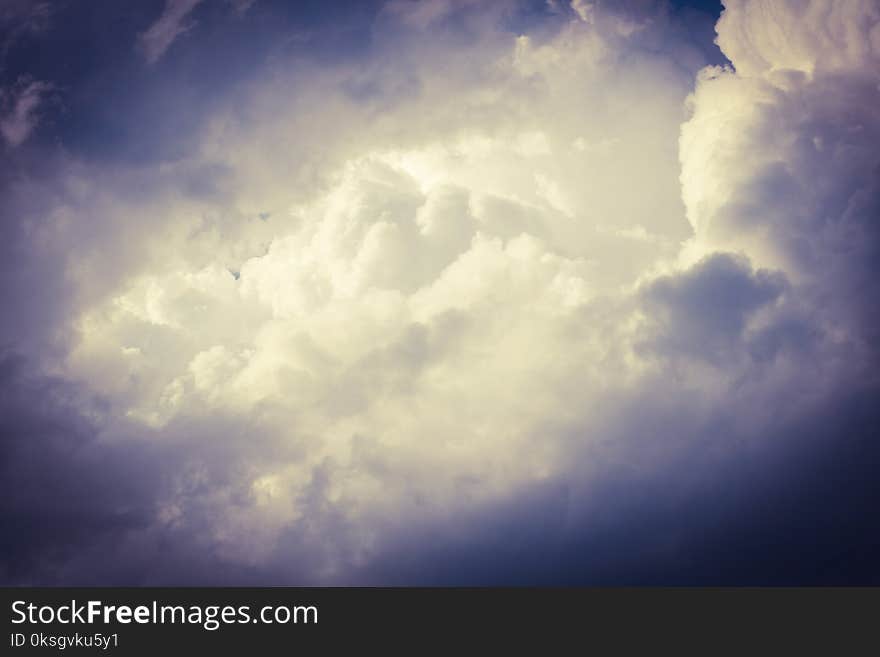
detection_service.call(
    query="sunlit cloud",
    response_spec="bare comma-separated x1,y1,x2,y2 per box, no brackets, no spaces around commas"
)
1,0,878,584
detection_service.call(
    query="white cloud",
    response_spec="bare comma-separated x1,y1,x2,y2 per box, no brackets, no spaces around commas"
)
57,6,703,568
716,0,880,77
681,0,880,323
570,0,596,24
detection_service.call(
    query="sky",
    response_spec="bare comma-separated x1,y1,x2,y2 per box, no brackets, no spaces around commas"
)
0,0,878,585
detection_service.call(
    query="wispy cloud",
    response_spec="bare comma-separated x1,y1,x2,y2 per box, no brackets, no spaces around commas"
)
0,78,52,147
0,1,52,68
138,0,204,65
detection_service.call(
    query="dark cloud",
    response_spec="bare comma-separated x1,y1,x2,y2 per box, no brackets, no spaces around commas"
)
0,349,312,585
640,253,786,364
343,375,880,586
1,0,878,587
0,351,151,582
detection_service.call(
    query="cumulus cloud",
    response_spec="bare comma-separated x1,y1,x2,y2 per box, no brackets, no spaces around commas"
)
715,0,880,77
681,0,880,345
58,7,699,576
1,0,879,584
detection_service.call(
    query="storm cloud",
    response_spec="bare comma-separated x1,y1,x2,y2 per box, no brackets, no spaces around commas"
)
1,0,878,585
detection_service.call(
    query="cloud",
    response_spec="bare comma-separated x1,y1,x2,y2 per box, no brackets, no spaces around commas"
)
715,0,880,77
640,253,787,365
138,0,204,64
228,0,257,14
1,0,878,584
0,78,52,147
681,0,880,345
0,1,52,63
